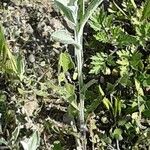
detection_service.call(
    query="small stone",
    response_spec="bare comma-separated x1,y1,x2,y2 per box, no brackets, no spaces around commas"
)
26,25,33,34
3,3,7,7
40,61,45,66
8,6,14,11
29,54,35,63
50,18,63,30
101,116,108,124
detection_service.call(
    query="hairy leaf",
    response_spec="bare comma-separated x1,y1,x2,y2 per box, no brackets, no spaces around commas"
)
55,0,76,23
51,30,79,47
80,0,103,30
20,131,40,150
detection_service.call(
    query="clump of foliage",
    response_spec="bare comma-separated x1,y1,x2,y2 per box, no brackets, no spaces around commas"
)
88,0,150,149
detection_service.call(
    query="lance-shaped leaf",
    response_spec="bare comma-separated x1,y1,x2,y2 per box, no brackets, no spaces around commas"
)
55,0,76,23
79,0,103,30
51,30,79,47
103,97,113,110
78,0,85,19
82,79,97,92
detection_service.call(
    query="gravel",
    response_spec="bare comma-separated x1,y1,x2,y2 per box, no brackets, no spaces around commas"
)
0,0,64,75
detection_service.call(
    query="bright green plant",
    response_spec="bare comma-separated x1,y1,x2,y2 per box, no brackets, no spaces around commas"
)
90,52,115,75
51,0,103,149
0,25,24,80
89,0,150,149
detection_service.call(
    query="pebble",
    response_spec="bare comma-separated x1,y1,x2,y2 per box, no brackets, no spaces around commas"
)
29,54,35,63
8,6,15,10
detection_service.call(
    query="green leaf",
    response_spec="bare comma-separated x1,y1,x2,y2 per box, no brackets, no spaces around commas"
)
20,131,40,150
82,79,97,92
143,75,150,87
47,82,79,110
78,0,84,19
80,0,103,30
112,128,122,140
130,0,137,9
143,100,150,118
86,98,101,114
0,24,21,75
64,83,79,110
94,31,109,43
59,52,75,73
98,85,104,97
0,25,6,56
141,0,150,20
118,119,127,126
55,0,76,23
103,97,112,110
65,83,75,96
67,96,79,111
130,51,143,70
117,50,130,77
18,88,25,95
53,140,62,150
114,98,122,117
51,30,78,46
118,74,131,87
90,52,111,75
35,90,48,97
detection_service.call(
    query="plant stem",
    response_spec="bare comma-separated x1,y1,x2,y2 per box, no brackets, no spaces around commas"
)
75,28,86,150
116,139,120,150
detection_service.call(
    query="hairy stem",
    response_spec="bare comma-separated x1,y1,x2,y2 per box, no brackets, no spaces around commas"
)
116,139,120,150
75,28,86,150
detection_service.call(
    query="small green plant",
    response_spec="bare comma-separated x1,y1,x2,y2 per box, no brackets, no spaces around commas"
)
0,25,24,80
51,0,103,149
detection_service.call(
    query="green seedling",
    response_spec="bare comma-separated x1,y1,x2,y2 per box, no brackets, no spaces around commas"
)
0,25,24,80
